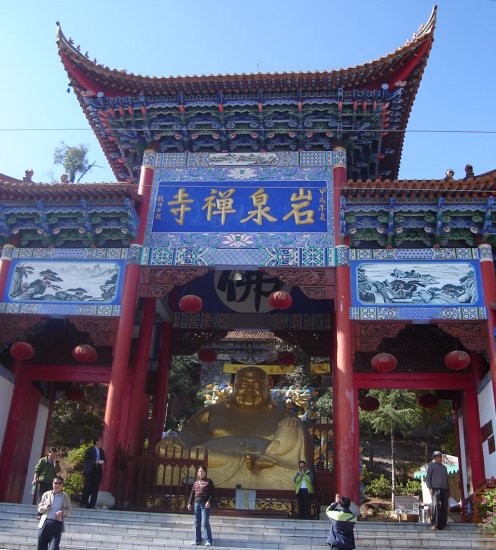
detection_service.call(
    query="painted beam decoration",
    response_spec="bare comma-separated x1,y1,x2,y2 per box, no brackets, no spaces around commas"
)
350,248,486,320
144,151,335,267
0,248,127,316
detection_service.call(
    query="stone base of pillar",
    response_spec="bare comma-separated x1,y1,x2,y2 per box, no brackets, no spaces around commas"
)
97,491,116,509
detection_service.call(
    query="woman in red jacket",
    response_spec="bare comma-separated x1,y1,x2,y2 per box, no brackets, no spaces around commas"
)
187,466,215,546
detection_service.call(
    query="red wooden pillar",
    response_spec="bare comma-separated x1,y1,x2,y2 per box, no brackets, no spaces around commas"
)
150,321,172,449
0,363,41,502
478,243,496,405
126,297,156,455
332,145,357,501
101,150,155,490
0,244,16,298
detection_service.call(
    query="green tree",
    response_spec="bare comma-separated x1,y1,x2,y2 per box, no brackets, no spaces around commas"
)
49,386,105,448
54,143,98,183
360,389,422,509
418,400,455,463
165,355,201,431
315,388,333,423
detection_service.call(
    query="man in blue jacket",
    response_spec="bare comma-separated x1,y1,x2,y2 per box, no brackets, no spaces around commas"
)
326,494,357,550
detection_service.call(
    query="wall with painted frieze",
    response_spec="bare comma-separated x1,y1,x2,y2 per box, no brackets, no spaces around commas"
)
478,372,496,479
0,365,14,452
21,400,49,504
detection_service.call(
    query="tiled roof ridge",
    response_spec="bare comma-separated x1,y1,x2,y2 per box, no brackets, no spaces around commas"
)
56,7,436,86
0,181,142,200
346,173,496,189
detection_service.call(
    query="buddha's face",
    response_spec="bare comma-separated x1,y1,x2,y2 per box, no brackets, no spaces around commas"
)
233,368,270,409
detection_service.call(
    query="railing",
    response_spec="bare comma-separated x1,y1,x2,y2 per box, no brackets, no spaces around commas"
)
113,445,335,515
113,420,335,514
113,446,206,512
461,477,496,523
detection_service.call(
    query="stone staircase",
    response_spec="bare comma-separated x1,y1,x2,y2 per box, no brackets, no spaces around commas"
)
0,503,493,549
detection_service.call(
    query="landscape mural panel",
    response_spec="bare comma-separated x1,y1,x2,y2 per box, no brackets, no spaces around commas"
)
1,259,125,316
350,258,486,321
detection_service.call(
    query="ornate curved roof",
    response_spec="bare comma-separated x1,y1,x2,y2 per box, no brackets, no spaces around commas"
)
341,171,496,248
0,183,141,247
57,7,436,183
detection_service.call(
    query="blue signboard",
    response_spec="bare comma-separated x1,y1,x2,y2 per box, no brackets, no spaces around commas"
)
144,152,335,267
152,180,327,234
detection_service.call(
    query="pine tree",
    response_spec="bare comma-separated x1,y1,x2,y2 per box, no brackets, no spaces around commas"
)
360,389,422,509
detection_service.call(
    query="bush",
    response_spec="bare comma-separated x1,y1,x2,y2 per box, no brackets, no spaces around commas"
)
63,442,92,498
365,474,392,499
479,488,496,536
64,471,84,497
396,479,422,496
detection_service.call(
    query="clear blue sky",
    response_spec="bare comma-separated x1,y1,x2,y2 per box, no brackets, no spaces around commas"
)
1,0,495,183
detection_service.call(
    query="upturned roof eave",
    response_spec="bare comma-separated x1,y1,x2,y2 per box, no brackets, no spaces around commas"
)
56,7,436,181
57,7,436,96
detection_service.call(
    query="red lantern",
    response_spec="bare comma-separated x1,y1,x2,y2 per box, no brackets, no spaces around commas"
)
198,348,217,363
10,341,35,361
359,396,380,412
417,393,440,409
72,344,98,364
444,350,470,371
277,351,296,365
371,352,397,372
268,290,292,310
66,387,85,402
179,294,203,313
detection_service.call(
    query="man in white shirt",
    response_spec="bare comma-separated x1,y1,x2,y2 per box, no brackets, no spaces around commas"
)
37,476,72,550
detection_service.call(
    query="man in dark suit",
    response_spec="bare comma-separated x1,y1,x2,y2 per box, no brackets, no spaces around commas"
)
81,437,105,509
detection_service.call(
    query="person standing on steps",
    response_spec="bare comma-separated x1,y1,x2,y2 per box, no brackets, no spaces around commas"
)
426,450,449,530
37,476,72,550
33,448,61,501
80,437,105,509
187,466,214,547
293,460,314,519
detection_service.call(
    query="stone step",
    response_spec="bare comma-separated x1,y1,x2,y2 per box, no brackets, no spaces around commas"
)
0,503,493,550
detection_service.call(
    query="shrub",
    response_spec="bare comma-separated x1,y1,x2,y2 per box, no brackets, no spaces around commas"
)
64,471,84,497
365,474,392,499
479,488,496,536
63,442,92,498
396,479,422,496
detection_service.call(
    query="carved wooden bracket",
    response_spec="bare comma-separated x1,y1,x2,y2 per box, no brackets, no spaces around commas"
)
435,321,488,353
261,268,335,300
353,321,408,353
0,315,47,346
69,318,118,347
138,267,211,298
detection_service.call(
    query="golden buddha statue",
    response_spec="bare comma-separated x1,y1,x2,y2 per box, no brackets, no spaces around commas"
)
170,366,311,490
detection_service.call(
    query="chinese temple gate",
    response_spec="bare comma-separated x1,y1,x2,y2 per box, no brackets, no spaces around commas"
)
0,6,495,515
